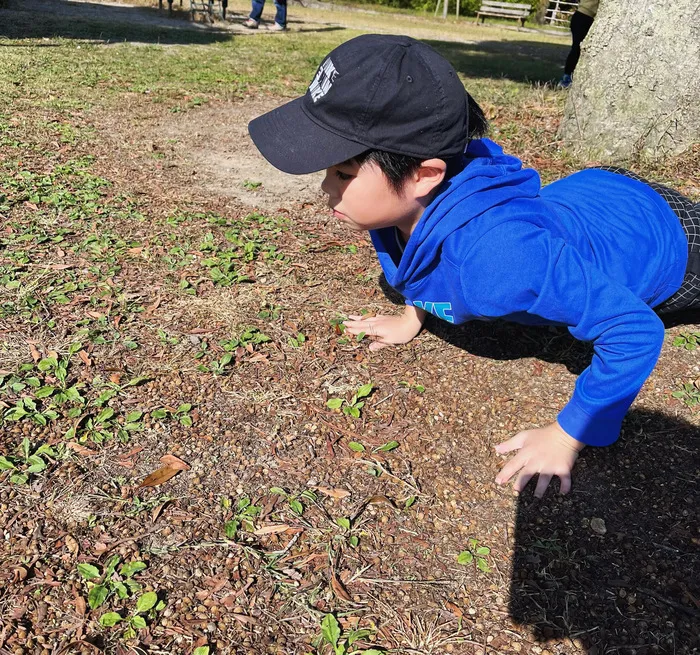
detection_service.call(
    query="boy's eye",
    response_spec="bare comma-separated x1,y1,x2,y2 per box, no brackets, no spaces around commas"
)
335,170,353,181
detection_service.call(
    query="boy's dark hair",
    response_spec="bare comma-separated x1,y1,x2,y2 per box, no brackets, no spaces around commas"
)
355,94,489,194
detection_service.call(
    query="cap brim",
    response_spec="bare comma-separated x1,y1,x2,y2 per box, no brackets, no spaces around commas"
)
248,97,368,175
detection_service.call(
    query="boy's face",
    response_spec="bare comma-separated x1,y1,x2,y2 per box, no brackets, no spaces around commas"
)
321,159,421,232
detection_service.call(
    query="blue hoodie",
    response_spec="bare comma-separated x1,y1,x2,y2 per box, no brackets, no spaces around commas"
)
369,139,688,447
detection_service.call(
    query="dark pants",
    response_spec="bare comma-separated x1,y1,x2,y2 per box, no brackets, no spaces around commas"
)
250,0,286,25
565,11,595,75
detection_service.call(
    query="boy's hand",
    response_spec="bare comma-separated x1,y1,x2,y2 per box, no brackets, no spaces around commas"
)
494,422,585,498
344,305,425,352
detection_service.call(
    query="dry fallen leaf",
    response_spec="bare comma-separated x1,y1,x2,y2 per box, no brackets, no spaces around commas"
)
330,571,353,602
253,524,292,536
109,372,123,385
122,446,145,458
445,601,464,619
93,542,109,555
147,296,161,313
65,443,98,457
151,501,169,523
65,534,80,556
138,466,180,488
28,343,41,363
11,605,26,620
75,596,86,617
367,495,397,508
78,350,92,367
281,568,303,581
313,486,351,500
159,454,190,471
204,576,229,593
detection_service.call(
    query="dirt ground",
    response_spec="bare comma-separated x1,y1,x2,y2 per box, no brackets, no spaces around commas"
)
1,2,699,655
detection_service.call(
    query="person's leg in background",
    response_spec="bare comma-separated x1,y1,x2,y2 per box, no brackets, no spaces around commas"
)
272,0,287,29
244,0,265,27
560,11,594,87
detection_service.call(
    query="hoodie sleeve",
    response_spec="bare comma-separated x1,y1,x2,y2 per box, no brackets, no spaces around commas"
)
461,220,665,446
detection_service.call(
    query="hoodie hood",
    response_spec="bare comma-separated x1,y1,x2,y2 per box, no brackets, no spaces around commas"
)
370,138,541,292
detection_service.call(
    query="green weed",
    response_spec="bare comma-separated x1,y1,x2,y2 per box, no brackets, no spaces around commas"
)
327,383,374,419
0,438,62,485
673,331,700,350
457,538,491,573
223,495,262,539
311,613,382,655
77,556,154,611
671,380,700,407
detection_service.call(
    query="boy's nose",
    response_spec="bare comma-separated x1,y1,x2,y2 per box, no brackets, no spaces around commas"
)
321,169,333,195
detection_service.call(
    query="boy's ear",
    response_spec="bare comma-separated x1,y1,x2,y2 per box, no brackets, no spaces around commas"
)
412,159,447,200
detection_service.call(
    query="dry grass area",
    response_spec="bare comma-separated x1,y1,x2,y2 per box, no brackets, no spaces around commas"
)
1,1,699,655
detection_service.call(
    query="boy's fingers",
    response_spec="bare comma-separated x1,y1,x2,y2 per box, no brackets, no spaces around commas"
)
558,474,572,495
346,316,379,323
533,474,552,498
495,454,524,485
494,432,527,454
514,469,534,493
369,341,390,352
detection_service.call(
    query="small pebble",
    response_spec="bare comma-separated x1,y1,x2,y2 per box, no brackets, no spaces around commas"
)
590,517,607,534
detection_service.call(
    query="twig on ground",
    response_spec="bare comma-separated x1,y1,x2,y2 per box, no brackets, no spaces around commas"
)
356,577,454,586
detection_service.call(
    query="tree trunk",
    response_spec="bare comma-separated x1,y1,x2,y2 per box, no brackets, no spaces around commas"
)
558,1,700,161
533,0,548,24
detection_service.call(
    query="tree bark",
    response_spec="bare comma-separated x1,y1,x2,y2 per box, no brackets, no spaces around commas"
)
558,1,700,161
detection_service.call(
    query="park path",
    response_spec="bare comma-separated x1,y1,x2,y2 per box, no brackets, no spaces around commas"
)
3,0,566,42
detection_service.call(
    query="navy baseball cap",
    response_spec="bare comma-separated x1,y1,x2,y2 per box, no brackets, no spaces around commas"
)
248,34,470,175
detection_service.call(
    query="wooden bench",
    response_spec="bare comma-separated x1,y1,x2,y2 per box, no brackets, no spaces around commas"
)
475,1,532,27
189,0,228,22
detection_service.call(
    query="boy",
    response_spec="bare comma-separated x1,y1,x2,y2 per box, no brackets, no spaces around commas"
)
248,35,700,498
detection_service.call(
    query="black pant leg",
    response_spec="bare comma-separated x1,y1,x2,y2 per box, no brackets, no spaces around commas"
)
565,11,595,75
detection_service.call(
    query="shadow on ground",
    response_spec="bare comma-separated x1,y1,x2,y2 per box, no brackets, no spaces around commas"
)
0,0,346,43
424,38,569,84
1,0,233,44
379,275,700,651
380,275,700,376
510,408,700,653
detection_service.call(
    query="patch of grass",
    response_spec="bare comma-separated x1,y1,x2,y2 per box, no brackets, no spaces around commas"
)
0,29,355,108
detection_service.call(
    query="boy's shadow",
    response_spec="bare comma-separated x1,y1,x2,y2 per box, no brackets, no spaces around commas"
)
379,274,700,375
378,276,700,651
509,408,700,652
